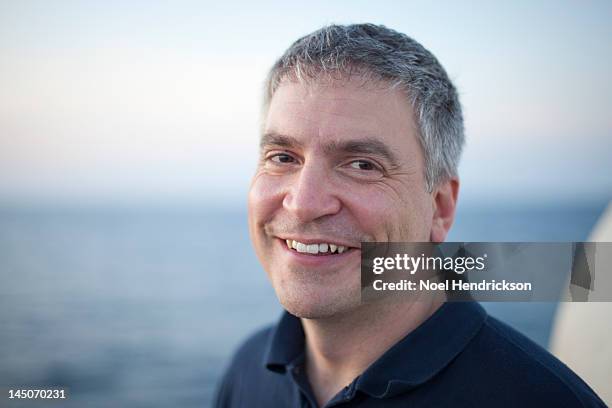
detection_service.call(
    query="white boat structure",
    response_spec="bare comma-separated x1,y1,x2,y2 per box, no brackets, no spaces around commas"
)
551,201,612,404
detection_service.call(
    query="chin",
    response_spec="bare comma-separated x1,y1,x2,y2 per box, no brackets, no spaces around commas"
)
273,281,361,319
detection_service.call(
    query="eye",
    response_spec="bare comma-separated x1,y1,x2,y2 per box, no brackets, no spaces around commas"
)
349,160,377,171
269,153,296,164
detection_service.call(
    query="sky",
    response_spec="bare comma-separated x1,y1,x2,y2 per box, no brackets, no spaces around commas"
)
0,0,610,208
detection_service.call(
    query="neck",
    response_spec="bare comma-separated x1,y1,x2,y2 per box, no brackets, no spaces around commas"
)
302,295,444,407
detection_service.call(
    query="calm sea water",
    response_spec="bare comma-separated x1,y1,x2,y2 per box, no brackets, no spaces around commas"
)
0,204,605,407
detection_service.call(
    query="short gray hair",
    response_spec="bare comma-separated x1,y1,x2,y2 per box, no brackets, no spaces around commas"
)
263,23,464,191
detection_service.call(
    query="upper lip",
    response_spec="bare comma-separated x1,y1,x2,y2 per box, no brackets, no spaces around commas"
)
278,236,360,249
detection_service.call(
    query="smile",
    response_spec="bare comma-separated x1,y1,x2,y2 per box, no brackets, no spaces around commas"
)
285,239,348,255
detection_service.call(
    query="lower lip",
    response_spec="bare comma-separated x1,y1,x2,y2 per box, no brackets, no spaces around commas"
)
278,238,360,267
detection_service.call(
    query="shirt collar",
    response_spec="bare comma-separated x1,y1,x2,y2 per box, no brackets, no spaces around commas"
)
263,309,306,373
263,302,487,398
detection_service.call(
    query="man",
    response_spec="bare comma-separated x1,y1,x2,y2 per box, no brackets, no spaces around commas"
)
214,24,605,407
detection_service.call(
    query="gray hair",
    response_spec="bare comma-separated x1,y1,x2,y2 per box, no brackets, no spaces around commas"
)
262,23,464,191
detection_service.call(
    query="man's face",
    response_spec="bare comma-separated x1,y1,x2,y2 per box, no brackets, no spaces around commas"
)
248,76,436,318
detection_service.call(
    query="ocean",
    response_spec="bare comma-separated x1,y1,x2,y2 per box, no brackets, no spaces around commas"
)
0,203,605,407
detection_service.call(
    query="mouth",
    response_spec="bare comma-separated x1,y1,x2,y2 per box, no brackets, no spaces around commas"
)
281,238,358,256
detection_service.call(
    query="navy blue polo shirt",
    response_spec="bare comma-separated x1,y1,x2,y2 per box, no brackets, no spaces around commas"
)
214,302,605,407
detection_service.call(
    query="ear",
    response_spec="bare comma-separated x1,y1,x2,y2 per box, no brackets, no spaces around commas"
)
429,178,459,243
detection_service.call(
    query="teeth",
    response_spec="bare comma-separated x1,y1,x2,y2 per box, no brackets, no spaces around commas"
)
286,239,349,255
306,244,319,254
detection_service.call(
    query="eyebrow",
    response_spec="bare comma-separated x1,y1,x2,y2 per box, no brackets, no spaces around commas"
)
260,132,400,167
260,132,301,150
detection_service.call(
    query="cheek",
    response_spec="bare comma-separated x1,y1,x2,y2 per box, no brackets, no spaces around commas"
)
339,187,393,239
344,184,433,241
248,173,284,230
398,192,434,240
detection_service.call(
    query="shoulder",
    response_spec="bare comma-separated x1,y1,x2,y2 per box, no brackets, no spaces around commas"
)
458,314,605,407
213,325,275,408
228,324,276,371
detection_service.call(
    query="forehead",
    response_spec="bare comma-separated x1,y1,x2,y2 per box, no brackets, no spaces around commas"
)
263,77,420,154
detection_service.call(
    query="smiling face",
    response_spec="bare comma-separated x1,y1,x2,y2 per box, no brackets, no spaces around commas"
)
248,76,447,319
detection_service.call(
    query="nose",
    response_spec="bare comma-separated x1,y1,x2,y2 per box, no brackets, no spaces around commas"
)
283,161,341,222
